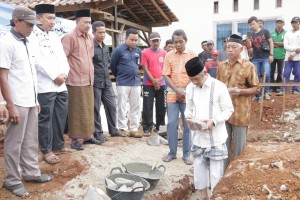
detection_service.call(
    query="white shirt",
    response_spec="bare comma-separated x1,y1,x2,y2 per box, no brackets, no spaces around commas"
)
185,75,234,148
0,30,38,107
284,29,300,61
29,26,69,93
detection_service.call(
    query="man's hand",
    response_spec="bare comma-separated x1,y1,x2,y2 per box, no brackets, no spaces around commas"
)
228,87,241,96
7,104,20,124
175,89,186,102
269,55,274,64
54,74,67,86
202,119,214,131
0,104,9,123
288,55,294,61
295,48,300,54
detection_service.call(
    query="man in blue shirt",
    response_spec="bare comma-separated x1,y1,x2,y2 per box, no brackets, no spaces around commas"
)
110,28,142,138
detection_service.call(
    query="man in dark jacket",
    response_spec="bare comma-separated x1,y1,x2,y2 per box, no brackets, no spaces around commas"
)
92,21,126,141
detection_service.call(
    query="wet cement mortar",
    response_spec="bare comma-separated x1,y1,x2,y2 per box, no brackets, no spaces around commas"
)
0,93,300,200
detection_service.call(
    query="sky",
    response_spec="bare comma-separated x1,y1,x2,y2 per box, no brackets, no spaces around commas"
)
154,0,202,53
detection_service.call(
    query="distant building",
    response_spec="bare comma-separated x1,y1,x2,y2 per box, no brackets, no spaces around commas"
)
200,0,299,50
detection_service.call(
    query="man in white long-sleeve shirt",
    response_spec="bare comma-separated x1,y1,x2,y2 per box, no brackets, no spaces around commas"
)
281,16,300,95
184,57,234,200
30,4,70,165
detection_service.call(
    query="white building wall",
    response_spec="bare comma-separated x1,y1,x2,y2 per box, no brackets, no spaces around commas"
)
203,0,300,44
155,0,299,53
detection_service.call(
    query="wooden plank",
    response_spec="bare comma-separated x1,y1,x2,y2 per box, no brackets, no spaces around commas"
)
135,0,156,22
149,0,170,22
97,13,151,32
122,4,142,23
259,83,300,86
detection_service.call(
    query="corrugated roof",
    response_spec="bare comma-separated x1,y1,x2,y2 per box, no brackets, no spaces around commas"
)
0,0,178,27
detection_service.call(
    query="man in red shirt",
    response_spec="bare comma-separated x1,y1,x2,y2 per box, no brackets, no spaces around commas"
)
205,50,220,78
141,32,167,136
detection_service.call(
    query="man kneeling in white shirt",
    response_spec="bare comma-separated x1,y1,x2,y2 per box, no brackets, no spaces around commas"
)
184,57,234,200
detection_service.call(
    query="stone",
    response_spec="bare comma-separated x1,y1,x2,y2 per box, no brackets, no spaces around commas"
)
214,197,223,200
117,184,132,192
105,178,117,190
294,136,300,142
280,184,287,192
262,184,272,194
271,161,284,170
84,185,111,200
283,132,291,138
159,135,168,145
147,134,160,146
270,194,281,200
114,177,135,187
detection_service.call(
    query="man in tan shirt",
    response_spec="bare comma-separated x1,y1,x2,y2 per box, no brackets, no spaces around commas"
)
62,9,102,150
217,34,259,169
162,29,196,165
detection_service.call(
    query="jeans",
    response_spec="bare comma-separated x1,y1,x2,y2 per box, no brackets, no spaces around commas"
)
251,57,271,95
167,102,191,159
281,61,300,92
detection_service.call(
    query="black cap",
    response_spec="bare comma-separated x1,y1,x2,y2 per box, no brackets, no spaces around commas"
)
75,9,91,19
35,4,55,14
228,34,243,45
185,57,204,77
291,16,300,23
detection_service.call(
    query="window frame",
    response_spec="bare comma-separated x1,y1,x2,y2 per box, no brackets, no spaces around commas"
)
233,0,239,12
276,0,282,8
254,0,259,10
214,1,219,14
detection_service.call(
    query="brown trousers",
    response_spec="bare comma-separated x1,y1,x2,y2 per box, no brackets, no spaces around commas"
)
4,106,41,186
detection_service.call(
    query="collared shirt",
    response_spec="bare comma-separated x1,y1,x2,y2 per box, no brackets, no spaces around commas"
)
110,44,141,86
284,29,300,61
141,48,167,86
217,58,259,126
185,76,234,148
271,29,286,60
61,28,94,86
30,26,70,93
0,29,38,107
93,40,112,88
162,49,196,103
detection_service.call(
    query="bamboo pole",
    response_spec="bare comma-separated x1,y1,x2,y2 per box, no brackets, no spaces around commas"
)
280,77,286,122
259,72,266,121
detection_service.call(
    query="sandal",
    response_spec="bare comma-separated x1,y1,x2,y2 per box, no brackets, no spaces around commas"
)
162,154,177,162
53,147,75,155
3,182,30,197
43,152,60,164
182,157,194,165
24,173,54,183
143,131,151,137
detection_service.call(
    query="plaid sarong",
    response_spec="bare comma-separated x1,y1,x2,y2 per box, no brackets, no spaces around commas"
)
67,85,94,139
191,143,228,167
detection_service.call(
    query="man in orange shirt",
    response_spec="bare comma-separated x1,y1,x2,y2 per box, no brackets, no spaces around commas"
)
162,29,196,165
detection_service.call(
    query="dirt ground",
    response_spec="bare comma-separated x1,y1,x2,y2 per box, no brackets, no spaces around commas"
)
0,92,299,200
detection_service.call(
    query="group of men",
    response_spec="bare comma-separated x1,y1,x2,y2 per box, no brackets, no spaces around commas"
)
246,16,300,100
0,4,299,199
